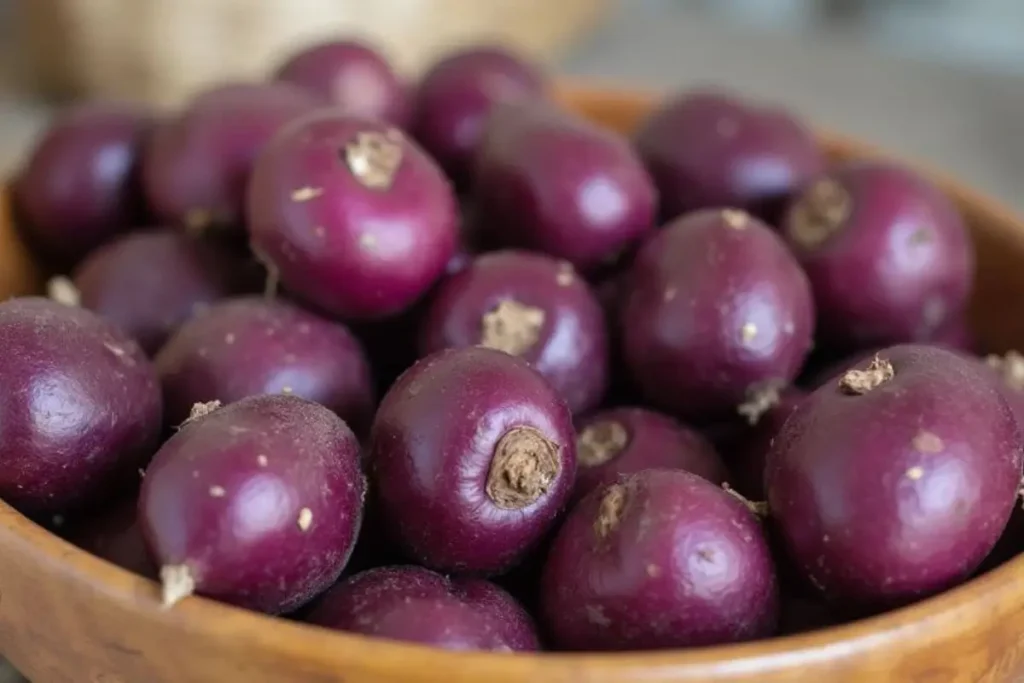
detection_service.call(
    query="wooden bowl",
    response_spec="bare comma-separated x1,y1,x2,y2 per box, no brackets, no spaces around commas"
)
2,85,1024,683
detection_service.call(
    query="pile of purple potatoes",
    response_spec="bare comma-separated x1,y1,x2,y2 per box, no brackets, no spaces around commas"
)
4,36,1023,654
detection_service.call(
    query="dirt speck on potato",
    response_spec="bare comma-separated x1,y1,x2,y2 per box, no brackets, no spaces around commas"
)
722,209,749,229
209,485,226,497
47,276,81,307
298,507,313,531
593,484,627,539
291,186,324,202
181,400,222,427
839,355,894,395
737,382,783,426
913,431,944,453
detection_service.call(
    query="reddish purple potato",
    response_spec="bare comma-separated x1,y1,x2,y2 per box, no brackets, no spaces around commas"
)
139,394,365,613
68,498,156,579
621,208,815,422
369,346,576,574
541,468,778,651
247,111,458,319
143,82,320,233
418,250,609,414
573,407,728,501
413,45,546,186
155,296,374,433
64,229,262,355
782,161,973,348
766,345,1022,609
721,389,806,501
634,89,824,221
308,565,539,651
274,39,409,127
0,298,162,513
14,101,153,265
474,101,656,271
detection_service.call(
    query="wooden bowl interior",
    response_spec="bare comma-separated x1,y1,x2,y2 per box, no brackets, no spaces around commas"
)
1,85,1024,683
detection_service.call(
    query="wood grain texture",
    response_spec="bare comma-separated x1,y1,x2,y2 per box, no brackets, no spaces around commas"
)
2,85,1024,682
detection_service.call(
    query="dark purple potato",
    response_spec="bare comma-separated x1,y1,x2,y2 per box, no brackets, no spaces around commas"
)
0,298,161,513
369,346,576,574
143,82,320,233
139,394,365,613
723,389,806,501
248,111,458,319
274,39,409,126
574,407,727,501
308,565,539,651
413,45,545,186
621,208,815,422
766,345,1022,608
418,250,608,414
14,101,152,265
634,89,824,221
65,229,262,355
68,498,156,578
155,296,374,432
475,101,656,271
541,468,778,650
782,161,972,348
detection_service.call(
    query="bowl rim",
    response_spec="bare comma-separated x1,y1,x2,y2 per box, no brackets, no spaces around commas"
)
6,83,1024,681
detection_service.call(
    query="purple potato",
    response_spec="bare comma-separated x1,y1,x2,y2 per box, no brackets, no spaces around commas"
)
766,345,1022,608
413,45,545,186
0,298,161,513
14,101,153,265
274,39,409,126
475,101,656,270
574,407,727,501
155,296,374,433
369,346,576,574
418,250,608,414
634,89,824,221
247,111,458,319
139,395,365,613
541,468,778,650
143,82,320,233
308,565,539,651
621,208,815,422
68,228,262,355
782,161,972,348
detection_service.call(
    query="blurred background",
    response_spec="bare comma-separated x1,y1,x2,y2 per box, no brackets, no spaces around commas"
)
1,0,1023,214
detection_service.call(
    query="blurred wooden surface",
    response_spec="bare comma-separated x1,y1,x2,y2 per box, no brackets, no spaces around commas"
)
15,0,609,106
